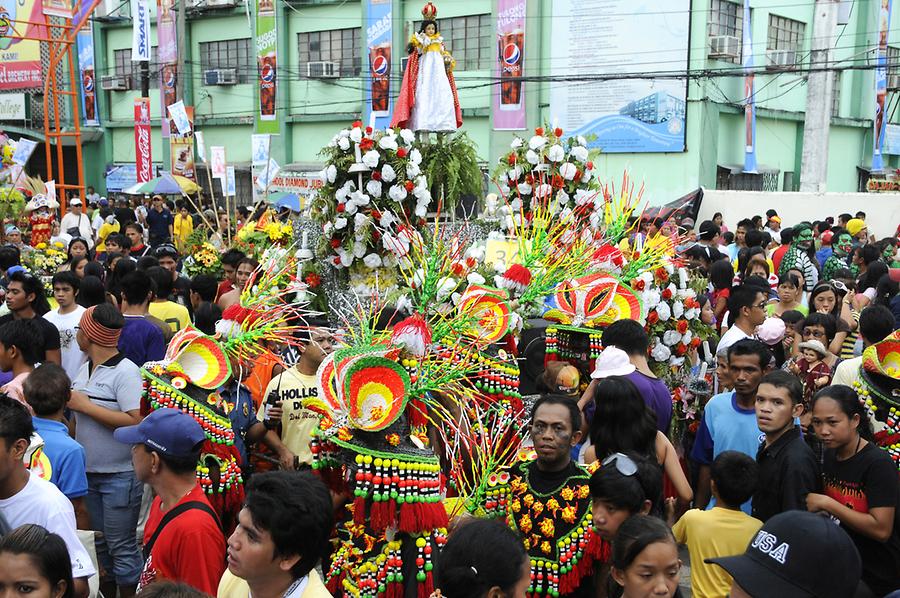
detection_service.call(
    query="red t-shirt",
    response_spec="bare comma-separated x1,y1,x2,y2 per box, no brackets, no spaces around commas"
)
216,279,234,303
139,485,226,595
772,245,789,274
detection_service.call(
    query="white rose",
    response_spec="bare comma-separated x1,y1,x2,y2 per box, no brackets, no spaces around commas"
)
557,190,571,206
349,128,362,143
547,144,564,162
516,182,532,196
335,186,350,202
409,148,422,165
362,150,380,169
379,135,398,151
334,217,348,230
651,343,671,362
325,164,337,183
345,202,358,215
643,289,661,309
406,162,421,178
571,146,589,162
669,356,685,367
354,213,368,228
388,185,408,202
511,137,524,149
574,189,593,206
467,272,486,285
339,250,353,267
684,307,700,320
322,222,334,235
436,277,457,300
381,164,396,182
366,180,382,197
338,137,351,151
559,162,577,180
507,166,522,181
415,204,427,218
577,135,587,145
682,330,693,345
380,211,396,227
353,241,367,258
672,301,684,319
350,190,370,206
400,129,415,144
363,253,382,268
534,184,552,199
528,135,547,151
656,302,671,321
510,197,523,211
581,171,593,184
525,149,540,165
663,330,682,346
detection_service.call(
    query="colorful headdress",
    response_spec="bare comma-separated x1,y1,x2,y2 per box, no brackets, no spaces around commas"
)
856,331,900,469
421,1,437,19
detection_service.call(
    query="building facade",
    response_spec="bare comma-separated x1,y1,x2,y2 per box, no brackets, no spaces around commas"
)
1,0,899,204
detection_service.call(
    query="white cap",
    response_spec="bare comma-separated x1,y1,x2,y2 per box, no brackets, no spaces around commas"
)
70,197,83,206
590,346,636,379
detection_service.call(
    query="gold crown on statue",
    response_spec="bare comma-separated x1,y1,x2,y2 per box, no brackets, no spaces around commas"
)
421,2,437,19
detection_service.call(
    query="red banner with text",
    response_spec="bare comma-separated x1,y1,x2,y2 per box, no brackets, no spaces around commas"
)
134,98,153,183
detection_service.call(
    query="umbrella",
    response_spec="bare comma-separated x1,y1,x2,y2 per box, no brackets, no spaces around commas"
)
123,172,200,195
267,191,302,212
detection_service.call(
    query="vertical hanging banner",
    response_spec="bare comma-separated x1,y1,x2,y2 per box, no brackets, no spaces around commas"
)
157,0,178,137
493,0,526,130
0,0,43,90
75,0,98,125
210,146,227,181
365,0,392,130
170,106,195,180
742,0,757,173
873,0,893,172
225,166,236,196
255,0,278,133
134,98,153,183
130,0,151,61
41,0,72,19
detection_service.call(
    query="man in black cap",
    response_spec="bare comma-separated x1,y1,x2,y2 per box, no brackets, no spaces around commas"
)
708,510,862,597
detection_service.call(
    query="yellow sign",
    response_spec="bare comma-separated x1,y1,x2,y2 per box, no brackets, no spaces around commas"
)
484,239,522,265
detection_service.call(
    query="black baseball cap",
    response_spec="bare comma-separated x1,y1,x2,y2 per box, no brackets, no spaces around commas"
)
707,511,861,598
766,209,778,219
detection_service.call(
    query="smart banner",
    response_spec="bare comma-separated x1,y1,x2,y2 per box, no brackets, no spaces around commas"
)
75,0,98,125
549,0,690,152
41,0,72,18
742,0,757,173
130,0,151,61
0,0,43,90
873,0,893,172
157,0,177,137
255,0,277,133
170,106,194,180
493,0,526,130
134,98,153,183
364,0,392,130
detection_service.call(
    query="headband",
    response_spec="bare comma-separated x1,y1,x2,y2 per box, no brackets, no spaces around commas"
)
79,306,122,348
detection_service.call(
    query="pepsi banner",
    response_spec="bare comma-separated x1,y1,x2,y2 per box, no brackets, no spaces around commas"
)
364,0,392,130
873,0,893,172
493,0,526,130
157,0,178,137
75,0,99,126
549,0,689,152
255,0,278,134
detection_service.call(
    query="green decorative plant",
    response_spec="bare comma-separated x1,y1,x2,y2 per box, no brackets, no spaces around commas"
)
420,132,483,214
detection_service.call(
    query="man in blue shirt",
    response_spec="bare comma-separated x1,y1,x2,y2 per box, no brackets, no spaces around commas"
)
118,271,166,367
145,195,174,248
691,339,772,514
23,363,90,529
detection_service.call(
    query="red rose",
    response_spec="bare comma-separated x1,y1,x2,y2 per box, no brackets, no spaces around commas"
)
360,138,374,151
574,169,582,180
632,279,645,291
647,310,659,325
690,337,701,348
352,120,362,128
372,209,382,220
465,257,477,269
535,127,544,136
333,256,341,265
372,230,382,241
586,161,594,170
551,175,564,189
405,180,414,192
675,343,687,356
397,147,408,158
336,203,345,213
304,273,322,288
372,171,382,181
330,238,341,248
507,153,517,165
676,319,689,334
661,288,673,300
525,174,534,185
450,262,465,277
554,127,563,138
655,267,668,280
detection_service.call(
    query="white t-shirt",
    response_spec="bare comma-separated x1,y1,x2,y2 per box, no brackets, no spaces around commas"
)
59,212,94,248
0,472,97,580
44,306,88,382
717,324,754,355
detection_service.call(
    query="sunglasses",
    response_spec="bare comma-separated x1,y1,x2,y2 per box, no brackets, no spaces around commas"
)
803,328,826,338
602,452,638,476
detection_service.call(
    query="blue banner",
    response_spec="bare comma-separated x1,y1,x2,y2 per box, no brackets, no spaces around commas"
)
364,0,392,130
742,0,757,173
75,0,99,126
873,0,893,172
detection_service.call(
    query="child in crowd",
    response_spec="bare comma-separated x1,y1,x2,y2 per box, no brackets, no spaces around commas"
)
671,451,762,598
0,319,40,406
610,515,683,598
789,339,831,412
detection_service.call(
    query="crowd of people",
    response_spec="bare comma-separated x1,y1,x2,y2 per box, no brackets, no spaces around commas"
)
0,194,896,598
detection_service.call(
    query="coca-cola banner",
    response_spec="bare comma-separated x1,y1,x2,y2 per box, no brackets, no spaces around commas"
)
134,98,153,183
364,0,391,130
492,0,526,130
255,0,277,134
157,0,178,137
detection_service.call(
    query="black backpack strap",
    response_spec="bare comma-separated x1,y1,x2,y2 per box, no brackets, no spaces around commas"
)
142,500,221,561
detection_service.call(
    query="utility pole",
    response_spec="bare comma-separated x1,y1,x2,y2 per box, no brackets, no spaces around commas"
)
140,61,149,97
799,0,839,192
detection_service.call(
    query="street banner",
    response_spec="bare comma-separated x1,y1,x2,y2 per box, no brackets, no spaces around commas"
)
364,0,392,130
168,100,191,136
0,0,43,90
75,0,99,125
256,158,280,190
226,166,236,196
210,146,227,180
195,131,206,162
45,180,56,204
170,106,194,180
134,98,153,183
11,138,38,165
549,0,689,152
157,0,178,137
251,133,270,165
742,0,757,173
130,0,151,61
493,0,526,130
255,0,278,133
41,0,72,18
873,0,893,172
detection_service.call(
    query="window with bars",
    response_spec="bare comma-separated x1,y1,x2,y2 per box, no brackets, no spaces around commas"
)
199,39,252,84
414,14,492,71
298,28,362,77
767,14,805,53
831,71,841,118
707,0,743,64
112,47,159,89
888,46,900,82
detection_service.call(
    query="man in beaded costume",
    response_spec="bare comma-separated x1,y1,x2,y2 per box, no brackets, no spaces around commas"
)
852,330,900,471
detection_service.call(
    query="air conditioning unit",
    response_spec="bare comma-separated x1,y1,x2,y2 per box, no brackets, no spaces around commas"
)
708,35,740,59
100,75,131,90
202,0,236,8
204,68,237,85
766,49,798,70
307,61,339,79
889,73,900,90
